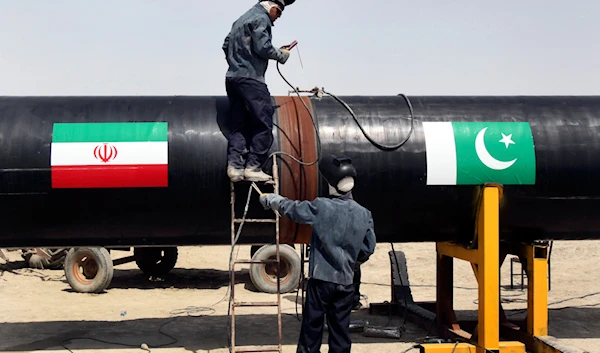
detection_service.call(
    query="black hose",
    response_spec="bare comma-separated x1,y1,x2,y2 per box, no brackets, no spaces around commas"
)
273,60,417,165
322,91,415,152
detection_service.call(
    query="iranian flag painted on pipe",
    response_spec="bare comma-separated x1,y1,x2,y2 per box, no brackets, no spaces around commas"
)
50,122,168,188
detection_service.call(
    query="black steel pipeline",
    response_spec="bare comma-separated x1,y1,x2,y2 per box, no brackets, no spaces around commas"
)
0,95,599,248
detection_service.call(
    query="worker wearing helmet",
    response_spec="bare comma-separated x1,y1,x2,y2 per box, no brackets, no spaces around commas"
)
222,0,295,182
260,155,376,353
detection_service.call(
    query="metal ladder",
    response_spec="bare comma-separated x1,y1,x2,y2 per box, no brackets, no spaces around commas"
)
229,155,282,353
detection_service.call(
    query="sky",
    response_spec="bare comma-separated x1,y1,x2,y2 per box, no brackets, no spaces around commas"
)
1,0,599,96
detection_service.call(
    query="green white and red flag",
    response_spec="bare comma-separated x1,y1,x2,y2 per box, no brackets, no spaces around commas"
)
51,122,168,188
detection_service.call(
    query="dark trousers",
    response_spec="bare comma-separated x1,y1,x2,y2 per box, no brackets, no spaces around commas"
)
352,264,361,306
225,77,275,169
297,278,354,353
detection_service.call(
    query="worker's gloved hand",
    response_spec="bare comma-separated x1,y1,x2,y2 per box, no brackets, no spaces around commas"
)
278,49,290,64
259,193,283,210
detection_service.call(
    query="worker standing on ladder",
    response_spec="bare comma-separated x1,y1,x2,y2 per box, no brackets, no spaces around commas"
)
222,0,295,182
260,155,376,353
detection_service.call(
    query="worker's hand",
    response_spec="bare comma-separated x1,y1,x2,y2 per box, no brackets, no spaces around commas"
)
278,49,290,64
259,193,282,210
259,193,274,209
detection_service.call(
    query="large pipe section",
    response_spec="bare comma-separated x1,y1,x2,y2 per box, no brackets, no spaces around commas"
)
1,95,599,248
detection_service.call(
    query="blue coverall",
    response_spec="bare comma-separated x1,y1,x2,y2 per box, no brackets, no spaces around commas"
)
261,192,376,353
222,2,289,170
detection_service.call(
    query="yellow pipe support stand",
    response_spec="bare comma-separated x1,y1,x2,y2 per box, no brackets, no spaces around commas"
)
420,342,526,353
421,185,526,353
478,185,501,352
526,244,549,337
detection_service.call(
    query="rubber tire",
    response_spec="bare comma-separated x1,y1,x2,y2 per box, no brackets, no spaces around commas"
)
251,244,295,258
250,244,301,294
46,249,68,270
134,247,178,276
64,247,114,293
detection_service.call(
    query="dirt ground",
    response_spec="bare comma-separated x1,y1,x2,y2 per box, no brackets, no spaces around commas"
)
1,241,599,353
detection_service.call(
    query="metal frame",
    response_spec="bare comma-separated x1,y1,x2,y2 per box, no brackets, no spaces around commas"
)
420,185,527,353
229,155,283,353
411,184,569,352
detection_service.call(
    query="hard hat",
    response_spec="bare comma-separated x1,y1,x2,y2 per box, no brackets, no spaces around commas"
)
319,155,357,194
272,0,295,10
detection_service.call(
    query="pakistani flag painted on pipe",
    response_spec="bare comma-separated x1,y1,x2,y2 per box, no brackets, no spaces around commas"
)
422,122,536,185
51,122,168,188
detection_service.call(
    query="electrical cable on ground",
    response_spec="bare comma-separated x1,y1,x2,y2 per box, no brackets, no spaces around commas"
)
59,305,217,353
398,345,421,353
507,291,600,316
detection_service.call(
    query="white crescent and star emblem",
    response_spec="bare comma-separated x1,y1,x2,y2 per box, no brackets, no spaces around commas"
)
475,127,517,170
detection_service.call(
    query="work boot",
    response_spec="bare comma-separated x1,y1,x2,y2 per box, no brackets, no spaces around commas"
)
227,166,245,182
244,167,272,182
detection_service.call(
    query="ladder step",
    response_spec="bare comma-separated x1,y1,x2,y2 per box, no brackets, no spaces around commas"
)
234,219,277,223
234,346,280,353
231,180,276,185
234,301,279,307
234,259,279,265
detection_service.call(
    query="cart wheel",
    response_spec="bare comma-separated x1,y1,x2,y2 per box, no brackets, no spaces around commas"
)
64,247,113,293
250,244,300,294
134,247,178,276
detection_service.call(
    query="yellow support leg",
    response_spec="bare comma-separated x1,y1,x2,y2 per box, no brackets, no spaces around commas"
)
527,244,549,337
425,185,525,353
420,341,525,353
478,185,500,353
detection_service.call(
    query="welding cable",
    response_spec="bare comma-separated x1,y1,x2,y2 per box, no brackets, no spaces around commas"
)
507,291,600,317
322,90,415,152
274,61,317,318
261,62,322,168
273,48,418,161
60,317,180,352
59,306,220,353
398,346,421,353
451,341,459,353
272,55,416,323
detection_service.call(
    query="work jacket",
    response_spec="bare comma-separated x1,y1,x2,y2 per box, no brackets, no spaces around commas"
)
269,193,377,285
222,3,289,83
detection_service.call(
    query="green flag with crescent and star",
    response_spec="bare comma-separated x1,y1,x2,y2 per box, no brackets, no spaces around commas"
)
422,121,537,185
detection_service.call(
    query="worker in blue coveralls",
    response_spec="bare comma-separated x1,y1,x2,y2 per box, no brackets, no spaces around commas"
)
222,0,296,182
260,155,377,353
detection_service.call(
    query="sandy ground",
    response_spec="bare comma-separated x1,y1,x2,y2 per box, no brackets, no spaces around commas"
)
1,241,599,353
